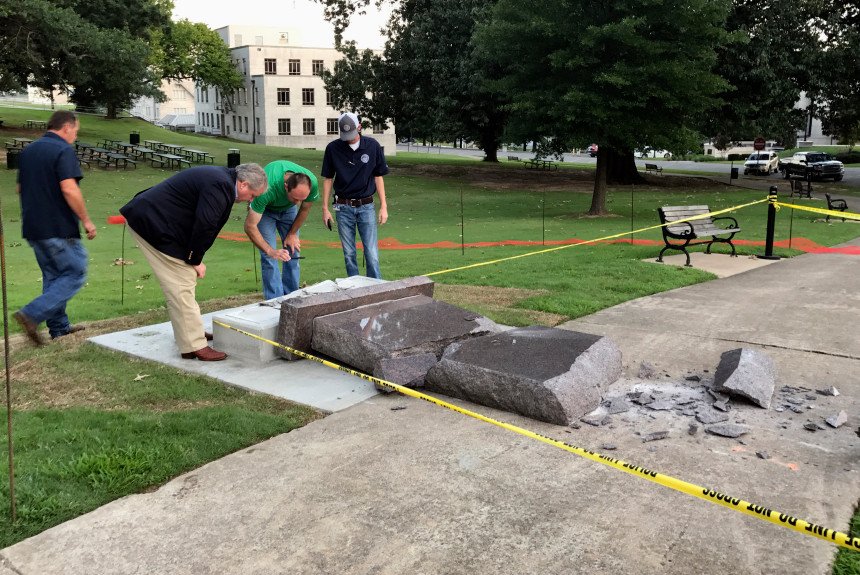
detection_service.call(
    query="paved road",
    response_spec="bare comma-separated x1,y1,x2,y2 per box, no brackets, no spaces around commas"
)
396,144,860,187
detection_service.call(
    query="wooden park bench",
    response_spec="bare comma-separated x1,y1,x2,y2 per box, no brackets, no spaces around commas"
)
507,155,521,161
825,193,848,222
656,205,741,267
645,163,663,175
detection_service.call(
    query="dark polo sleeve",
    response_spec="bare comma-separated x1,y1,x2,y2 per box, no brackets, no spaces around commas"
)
184,179,234,265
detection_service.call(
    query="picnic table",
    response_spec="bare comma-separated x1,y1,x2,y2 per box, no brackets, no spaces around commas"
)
182,148,214,164
524,158,559,171
100,138,120,149
25,120,47,130
131,146,156,160
151,152,190,169
143,140,162,148
159,143,185,155
102,153,136,170
12,138,33,148
114,142,138,154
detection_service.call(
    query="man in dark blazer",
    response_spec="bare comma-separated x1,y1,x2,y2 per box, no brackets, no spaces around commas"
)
120,163,268,361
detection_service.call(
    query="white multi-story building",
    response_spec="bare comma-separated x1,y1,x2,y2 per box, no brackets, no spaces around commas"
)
195,25,396,154
129,79,195,124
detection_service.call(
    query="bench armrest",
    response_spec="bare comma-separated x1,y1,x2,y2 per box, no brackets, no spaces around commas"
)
711,215,739,230
662,220,695,239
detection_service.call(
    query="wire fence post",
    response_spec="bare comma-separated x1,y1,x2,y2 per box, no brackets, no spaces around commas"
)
460,188,465,256
0,198,17,522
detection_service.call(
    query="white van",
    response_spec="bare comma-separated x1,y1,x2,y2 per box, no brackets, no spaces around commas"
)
743,151,780,175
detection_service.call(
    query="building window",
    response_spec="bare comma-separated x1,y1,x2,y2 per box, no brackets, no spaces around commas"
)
243,58,247,75
232,116,236,131
216,115,220,129
264,58,277,75
373,123,384,134
203,87,209,103
254,87,259,106
277,88,290,106
325,90,335,107
312,60,324,75
302,88,315,106
289,59,301,75
173,87,185,100
278,118,291,135
326,118,339,135
302,118,315,135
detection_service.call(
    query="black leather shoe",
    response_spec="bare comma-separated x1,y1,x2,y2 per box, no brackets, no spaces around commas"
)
52,325,86,339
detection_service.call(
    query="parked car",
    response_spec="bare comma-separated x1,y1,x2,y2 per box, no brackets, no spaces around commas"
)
743,151,780,175
779,151,844,181
637,148,672,159
586,143,598,157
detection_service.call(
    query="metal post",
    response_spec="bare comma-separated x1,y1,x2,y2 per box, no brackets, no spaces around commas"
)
542,190,546,246
0,199,17,521
460,188,465,256
121,225,125,305
759,186,781,260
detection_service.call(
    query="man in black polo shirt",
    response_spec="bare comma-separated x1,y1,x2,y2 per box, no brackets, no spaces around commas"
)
14,111,96,346
321,112,389,278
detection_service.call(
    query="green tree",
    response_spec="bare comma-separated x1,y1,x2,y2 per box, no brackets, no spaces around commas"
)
475,0,732,214
151,20,244,103
706,0,823,147
320,0,507,161
816,0,860,148
0,0,90,93
66,26,162,119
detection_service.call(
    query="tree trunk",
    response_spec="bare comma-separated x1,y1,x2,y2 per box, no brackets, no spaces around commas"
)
589,150,609,215
106,103,118,120
606,149,644,185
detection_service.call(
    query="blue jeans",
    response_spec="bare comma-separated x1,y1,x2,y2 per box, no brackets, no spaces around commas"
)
335,203,380,278
21,238,88,338
258,206,300,299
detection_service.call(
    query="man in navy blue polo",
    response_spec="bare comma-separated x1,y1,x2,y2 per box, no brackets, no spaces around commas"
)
321,112,389,278
14,110,97,346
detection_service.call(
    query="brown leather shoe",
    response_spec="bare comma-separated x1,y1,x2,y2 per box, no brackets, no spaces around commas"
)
181,346,227,361
13,311,44,347
204,331,213,341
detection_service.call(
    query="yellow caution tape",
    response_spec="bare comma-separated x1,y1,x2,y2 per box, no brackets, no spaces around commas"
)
425,199,769,277
775,201,860,221
214,319,860,551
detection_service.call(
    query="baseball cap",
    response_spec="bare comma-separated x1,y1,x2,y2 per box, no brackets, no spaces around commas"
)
339,112,360,141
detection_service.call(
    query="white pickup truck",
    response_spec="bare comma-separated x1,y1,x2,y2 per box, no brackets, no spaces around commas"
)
778,151,844,181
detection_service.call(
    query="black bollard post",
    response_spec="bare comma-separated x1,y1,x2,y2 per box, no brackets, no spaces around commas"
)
759,185,781,260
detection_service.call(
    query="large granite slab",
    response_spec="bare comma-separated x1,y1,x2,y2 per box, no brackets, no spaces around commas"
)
311,295,503,374
277,276,435,360
424,326,622,425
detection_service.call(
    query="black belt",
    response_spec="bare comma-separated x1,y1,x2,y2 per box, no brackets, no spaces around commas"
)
335,196,374,207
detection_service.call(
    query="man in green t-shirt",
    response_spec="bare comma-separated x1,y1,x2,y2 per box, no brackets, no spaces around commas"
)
244,160,319,299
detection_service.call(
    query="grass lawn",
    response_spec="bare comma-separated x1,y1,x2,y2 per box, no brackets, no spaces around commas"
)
1,108,859,560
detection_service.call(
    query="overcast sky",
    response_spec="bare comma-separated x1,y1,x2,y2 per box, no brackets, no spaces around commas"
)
170,0,390,50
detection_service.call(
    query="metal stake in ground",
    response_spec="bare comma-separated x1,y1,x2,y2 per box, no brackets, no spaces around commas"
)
0,198,17,521
542,190,546,246
460,188,465,256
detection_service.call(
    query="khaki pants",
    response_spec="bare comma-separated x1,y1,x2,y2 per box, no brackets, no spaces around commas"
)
128,227,207,354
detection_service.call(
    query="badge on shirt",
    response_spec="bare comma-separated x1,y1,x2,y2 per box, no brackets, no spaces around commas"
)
360,154,370,164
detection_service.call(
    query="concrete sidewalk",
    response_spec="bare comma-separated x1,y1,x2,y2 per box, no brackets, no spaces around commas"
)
2,244,859,574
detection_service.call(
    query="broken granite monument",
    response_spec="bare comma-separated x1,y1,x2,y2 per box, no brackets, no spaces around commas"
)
713,348,777,409
276,276,435,360
311,295,504,391
425,326,622,426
